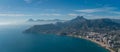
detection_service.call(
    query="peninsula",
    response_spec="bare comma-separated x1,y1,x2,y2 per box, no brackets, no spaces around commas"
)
24,16,120,52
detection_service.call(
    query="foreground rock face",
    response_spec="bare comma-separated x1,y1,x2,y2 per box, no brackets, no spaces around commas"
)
24,16,120,35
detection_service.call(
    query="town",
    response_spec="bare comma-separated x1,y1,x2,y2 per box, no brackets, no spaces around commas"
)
68,31,120,52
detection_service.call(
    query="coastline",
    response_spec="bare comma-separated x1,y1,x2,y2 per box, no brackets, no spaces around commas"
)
67,35,115,52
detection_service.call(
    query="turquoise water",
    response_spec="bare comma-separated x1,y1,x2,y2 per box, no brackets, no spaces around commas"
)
0,24,109,52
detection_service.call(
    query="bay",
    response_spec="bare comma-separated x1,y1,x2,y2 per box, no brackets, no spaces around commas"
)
0,22,109,52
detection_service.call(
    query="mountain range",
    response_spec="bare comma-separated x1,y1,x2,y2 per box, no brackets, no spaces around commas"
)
27,18,66,22
24,16,120,35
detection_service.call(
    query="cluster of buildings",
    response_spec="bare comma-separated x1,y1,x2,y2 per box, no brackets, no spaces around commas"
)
78,32,120,52
118,49,120,52
57,29,120,52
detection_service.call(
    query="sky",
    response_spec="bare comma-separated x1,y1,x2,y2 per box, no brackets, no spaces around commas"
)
0,0,120,22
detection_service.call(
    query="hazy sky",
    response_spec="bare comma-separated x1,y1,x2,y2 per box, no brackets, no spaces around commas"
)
0,0,120,22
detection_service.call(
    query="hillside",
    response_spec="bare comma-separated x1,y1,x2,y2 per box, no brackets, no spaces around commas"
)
24,16,120,35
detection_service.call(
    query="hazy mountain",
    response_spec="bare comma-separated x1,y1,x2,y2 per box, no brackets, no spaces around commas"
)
24,16,120,35
28,18,35,22
27,19,66,22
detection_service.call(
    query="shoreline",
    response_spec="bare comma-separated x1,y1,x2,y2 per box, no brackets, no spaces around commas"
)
67,35,115,52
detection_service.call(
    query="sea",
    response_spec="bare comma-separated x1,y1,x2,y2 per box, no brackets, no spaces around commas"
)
0,21,109,52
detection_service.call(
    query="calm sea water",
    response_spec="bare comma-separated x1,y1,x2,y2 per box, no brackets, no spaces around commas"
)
0,22,109,52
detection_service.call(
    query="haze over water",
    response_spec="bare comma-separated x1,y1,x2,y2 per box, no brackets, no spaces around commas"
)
0,22,109,52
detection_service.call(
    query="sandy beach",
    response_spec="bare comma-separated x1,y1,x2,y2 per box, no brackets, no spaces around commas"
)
83,37,115,52
68,35,115,52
